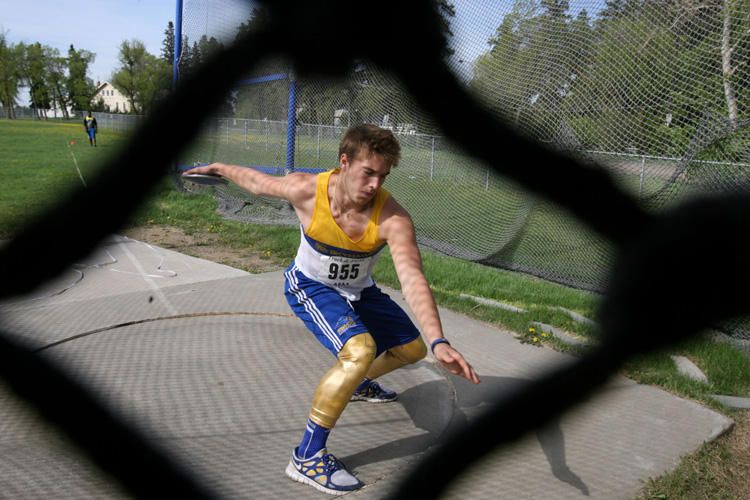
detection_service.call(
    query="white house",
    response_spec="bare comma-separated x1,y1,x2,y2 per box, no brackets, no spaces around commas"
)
93,81,130,113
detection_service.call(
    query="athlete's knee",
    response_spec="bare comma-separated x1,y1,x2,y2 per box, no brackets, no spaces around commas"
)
338,333,377,370
309,333,377,428
389,336,427,365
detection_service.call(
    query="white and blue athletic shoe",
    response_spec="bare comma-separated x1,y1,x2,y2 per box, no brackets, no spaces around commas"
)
350,380,397,403
285,447,363,495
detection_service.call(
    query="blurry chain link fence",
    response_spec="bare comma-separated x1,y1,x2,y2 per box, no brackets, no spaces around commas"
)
3,1,750,499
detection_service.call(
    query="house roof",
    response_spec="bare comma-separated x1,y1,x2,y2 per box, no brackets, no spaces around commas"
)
93,81,114,96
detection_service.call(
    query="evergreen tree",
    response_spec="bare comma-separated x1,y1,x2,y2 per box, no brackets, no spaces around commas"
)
235,7,272,40
162,21,175,64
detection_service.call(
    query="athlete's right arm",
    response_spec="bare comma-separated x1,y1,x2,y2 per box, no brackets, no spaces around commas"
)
184,162,313,202
183,162,317,226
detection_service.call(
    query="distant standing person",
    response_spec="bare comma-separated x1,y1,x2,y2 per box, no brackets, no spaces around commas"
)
84,111,98,147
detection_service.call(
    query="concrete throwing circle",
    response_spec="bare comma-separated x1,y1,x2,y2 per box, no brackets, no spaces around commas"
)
2,313,454,499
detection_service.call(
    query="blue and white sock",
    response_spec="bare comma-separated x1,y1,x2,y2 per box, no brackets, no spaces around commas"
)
298,418,331,459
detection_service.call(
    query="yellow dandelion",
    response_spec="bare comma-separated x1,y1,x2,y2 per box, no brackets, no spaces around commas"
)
541,333,547,338
529,328,535,333
533,337,538,342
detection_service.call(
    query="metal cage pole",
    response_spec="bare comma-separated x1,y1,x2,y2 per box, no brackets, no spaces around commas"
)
173,0,183,89
285,67,298,173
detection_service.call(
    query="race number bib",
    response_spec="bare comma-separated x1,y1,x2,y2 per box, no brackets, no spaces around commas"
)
317,255,371,287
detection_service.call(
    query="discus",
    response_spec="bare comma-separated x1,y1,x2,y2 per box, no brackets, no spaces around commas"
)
183,173,229,186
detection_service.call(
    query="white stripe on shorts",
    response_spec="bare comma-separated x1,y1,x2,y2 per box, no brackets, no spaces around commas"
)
285,264,344,352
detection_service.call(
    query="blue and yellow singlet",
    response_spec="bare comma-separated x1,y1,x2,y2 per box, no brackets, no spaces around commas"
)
294,169,390,301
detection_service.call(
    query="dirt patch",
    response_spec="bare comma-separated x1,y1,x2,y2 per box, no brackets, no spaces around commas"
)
119,224,283,273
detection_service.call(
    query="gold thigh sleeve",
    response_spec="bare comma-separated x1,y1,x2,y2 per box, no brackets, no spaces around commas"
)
365,336,428,381
309,333,376,428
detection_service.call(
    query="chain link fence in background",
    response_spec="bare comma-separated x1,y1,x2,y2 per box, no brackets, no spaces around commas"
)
4,107,145,133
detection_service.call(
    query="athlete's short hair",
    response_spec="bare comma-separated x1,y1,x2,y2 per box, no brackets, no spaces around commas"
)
339,124,401,167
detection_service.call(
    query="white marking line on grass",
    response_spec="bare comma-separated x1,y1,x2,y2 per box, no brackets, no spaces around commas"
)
67,143,87,188
119,240,180,316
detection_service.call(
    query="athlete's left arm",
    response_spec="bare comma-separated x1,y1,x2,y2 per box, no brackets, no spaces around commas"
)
381,199,480,384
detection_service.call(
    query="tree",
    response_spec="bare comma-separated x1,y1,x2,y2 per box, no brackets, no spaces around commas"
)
176,35,219,81
161,21,175,64
197,34,224,62
15,42,55,118
235,7,272,39
720,0,750,127
470,0,547,125
187,40,202,71
111,39,171,114
0,32,96,118
0,29,20,118
176,35,195,77
435,0,458,57
46,50,69,117
66,44,96,111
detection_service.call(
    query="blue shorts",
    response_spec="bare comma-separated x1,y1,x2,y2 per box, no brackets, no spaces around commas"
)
87,129,96,139
284,263,420,358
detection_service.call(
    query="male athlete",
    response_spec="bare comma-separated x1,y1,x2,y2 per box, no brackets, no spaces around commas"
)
184,124,480,495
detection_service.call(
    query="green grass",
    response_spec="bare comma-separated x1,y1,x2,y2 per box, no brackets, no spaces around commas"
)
0,120,300,259
372,248,601,343
622,335,750,410
0,120,130,237
125,176,300,262
3,119,750,498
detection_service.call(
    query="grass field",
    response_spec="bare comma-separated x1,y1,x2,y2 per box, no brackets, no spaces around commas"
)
0,121,126,236
2,119,749,499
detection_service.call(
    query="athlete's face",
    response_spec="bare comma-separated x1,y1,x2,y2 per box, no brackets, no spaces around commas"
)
340,152,391,204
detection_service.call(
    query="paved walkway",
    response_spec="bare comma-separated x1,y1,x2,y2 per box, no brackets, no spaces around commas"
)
0,235,733,499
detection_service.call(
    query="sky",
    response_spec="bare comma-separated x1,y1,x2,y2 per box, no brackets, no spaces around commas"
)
1,0,177,89
450,0,512,64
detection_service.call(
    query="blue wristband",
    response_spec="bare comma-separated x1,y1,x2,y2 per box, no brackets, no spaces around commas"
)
431,338,451,353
